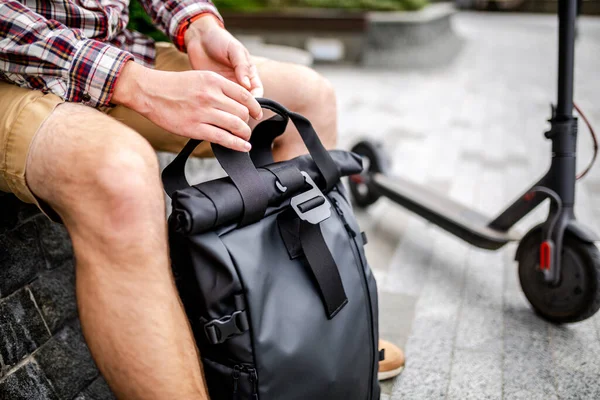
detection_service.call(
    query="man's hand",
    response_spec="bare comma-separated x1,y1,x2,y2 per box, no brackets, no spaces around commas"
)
112,61,263,152
185,16,264,97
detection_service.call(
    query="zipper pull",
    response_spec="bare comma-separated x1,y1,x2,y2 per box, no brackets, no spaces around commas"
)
232,365,241,400
248,368,258,400
331,198,356,238
331,197,342,214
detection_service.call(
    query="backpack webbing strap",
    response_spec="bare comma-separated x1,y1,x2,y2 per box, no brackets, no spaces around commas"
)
287,110,339,192
277,210,302,259
162,138,201,197
299,220,348,319
263,164,306,194
211,144,269,226
249,115,287,167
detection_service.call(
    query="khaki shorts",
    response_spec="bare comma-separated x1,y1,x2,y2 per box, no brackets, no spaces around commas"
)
0,43,262,211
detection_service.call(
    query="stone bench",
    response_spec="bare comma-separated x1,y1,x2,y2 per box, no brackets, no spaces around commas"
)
222,4,463,68
364,3,463,68
0,193,114,399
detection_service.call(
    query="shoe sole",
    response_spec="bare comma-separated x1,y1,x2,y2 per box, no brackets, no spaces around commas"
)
378,365,404,381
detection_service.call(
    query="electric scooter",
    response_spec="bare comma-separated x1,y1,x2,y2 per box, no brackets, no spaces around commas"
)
348,0,600,323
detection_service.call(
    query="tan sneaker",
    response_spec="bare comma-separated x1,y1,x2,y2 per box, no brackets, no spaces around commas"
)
378,339,405,381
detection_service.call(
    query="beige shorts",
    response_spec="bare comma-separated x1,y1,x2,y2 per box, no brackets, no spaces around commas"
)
0,43,265,210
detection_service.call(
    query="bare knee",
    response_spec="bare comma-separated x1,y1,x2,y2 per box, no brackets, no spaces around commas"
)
312,73,337,116
265,63,338,150
92,141,161,227
290,67,337,147
288,66,337,116
314,75,337,147
29,104,162,231
66,137,163,240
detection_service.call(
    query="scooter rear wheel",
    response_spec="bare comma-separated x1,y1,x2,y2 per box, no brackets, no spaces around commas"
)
349,141,388,209
518,227,600,323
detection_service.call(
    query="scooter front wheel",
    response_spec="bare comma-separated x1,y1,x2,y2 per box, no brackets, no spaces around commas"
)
518,227,600,323
349,141,388,209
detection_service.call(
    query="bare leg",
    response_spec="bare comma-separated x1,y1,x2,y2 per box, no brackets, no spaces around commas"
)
26,103,207,400
254,59,338,161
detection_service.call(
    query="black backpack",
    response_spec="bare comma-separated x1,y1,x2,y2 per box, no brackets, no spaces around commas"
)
162,99,380,400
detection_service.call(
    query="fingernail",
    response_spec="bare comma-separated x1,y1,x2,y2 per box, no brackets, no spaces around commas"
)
243,141,252,151
243,76,251,88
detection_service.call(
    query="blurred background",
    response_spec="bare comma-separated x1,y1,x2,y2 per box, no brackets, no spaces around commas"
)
0,2,598,400
128,0,599,68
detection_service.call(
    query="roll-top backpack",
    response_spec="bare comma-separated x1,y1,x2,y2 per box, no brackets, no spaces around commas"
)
162,98,380,400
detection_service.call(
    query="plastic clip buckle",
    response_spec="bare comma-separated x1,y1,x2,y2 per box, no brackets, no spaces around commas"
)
290,171,331,225
204,310,249,345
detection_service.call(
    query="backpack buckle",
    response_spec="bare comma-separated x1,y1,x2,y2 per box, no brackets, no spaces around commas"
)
290,171,331,225
204,310,249,345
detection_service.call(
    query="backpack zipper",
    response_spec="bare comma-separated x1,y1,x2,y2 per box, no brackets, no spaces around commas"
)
331,195,376,400
232,365,241,400
335,200,357,238
248,368,259,400
231,365,258,400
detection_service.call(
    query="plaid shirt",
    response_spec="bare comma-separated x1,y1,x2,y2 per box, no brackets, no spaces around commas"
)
0,0,222,107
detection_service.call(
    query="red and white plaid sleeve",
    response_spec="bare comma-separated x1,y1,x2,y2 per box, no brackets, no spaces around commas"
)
139,0,223,51
0,1,134,108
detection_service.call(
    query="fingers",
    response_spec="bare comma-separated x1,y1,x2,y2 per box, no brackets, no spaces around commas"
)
196,123,252,152
216,96,251,124
206,109,252,142
248,64,264,97
220,77,263,120
229,46,253,90
229,45,265,105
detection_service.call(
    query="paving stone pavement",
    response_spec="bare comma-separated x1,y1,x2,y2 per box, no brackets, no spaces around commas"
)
316,12,600,400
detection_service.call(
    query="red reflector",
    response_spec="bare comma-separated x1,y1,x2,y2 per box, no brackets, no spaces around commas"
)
524,192,536,201
350,175,364,184
540,241,552,270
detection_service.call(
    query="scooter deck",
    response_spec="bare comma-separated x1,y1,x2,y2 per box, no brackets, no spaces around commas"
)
371,173,520,250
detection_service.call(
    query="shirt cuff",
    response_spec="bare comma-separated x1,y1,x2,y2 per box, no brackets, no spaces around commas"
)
166,2,223,51
66,39,134,108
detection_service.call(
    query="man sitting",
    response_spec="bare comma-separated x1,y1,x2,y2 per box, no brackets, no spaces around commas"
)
0,1,404,398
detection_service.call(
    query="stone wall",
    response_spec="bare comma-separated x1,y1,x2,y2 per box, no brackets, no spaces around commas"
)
0,194,114,400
